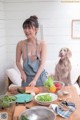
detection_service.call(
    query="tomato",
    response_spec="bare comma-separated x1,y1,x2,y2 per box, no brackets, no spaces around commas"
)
55,83,61,87
55,83,61,91
56,86,61,91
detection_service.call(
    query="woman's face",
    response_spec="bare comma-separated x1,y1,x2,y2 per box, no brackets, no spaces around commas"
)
23,26,38,39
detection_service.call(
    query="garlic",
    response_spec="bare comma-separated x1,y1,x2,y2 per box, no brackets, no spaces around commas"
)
31,92,36,97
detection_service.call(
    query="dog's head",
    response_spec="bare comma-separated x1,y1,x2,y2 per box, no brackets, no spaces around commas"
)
59,48,72,60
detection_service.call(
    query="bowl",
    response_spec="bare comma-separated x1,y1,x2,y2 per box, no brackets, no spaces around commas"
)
34,93,58,105
19,106,56,120
53,81,65,92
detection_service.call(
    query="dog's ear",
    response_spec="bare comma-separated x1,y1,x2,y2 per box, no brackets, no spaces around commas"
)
59,49,62,57
66,48,72,58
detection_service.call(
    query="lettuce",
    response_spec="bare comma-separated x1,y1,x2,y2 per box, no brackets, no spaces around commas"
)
37,94,52,102
44,76,53,88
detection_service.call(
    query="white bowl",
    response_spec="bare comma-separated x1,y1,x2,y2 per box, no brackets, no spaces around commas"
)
34,93,58,105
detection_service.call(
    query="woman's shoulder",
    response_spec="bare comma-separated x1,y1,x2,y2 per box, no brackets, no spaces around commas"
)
38,40,46,46
37,40,47,53
17,40,26,47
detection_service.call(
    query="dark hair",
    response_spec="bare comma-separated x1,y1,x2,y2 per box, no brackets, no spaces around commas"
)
23,15,39,29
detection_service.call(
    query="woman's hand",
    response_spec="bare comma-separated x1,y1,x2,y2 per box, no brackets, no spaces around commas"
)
29,80,36,87
21,71,27,82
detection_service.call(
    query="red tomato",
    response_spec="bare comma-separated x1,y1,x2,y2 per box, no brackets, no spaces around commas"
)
55,83,61,91
56,86,61,91
55,83,61,87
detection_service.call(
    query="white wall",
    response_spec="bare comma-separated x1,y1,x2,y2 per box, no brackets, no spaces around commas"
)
0,0,79,84
4,0,80,65
0,0,6,94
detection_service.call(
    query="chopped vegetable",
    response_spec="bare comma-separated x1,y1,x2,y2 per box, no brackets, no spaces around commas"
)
36,94,52,102
21,115,29,120
0,100,10,108
3,95,16,102
0,95,16,108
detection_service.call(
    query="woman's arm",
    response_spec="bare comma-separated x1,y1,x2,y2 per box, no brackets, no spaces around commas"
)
29,40,47,86
16,41,26,81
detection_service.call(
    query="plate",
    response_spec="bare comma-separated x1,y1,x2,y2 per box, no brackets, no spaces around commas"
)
34,93,58,105
25,87,40,94
19,106,56,120
15,94,33,103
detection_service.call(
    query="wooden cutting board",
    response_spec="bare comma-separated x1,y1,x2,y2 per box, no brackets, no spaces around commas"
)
13,106,25,120
25,87,40,94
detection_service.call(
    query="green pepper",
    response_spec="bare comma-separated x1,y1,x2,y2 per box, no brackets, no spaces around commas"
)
21,115,29,120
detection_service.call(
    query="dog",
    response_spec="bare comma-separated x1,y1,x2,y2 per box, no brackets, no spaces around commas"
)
54,47,72,86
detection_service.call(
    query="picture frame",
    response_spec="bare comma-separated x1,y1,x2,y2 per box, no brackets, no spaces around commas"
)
71,20,80,39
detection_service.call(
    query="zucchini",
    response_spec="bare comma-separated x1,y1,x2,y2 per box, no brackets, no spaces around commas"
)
21,115,29,120
17,89,25,94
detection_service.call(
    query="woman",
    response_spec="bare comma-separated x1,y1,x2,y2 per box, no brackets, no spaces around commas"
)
16,15,47,87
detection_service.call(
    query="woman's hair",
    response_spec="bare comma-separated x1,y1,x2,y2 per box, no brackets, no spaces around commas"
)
23,15,39,29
